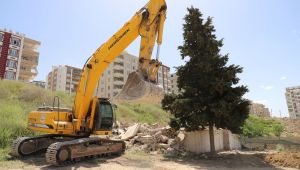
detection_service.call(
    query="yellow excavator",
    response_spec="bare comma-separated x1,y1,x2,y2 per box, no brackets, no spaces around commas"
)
11,0,167,166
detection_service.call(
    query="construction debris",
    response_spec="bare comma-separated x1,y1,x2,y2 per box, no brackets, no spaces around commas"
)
115,123,243,155
120,123,140,140
116,123,184,154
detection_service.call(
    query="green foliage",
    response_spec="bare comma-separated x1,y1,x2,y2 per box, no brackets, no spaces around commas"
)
115,102,170,125
0,80,73,149
0,101,34,148
273,124,284,138
162,7,249,133
242,115,284,138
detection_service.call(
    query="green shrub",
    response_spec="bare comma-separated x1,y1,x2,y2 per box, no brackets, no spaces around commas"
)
242,115,284,138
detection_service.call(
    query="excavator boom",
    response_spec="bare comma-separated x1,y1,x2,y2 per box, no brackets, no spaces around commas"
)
74,0,167,132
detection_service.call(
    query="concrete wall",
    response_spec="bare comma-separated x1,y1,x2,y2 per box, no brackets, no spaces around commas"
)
183,129,241,154
229,133,242,150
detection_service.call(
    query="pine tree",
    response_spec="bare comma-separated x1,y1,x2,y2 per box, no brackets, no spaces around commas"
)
162,7,250,152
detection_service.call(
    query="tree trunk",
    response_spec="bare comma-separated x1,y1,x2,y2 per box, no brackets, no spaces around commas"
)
209,122,215,153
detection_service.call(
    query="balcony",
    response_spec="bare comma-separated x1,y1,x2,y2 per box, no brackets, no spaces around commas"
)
113,73,123,78
23,37,41,52
114,80,124,86
22,49,39,58
113,65,124,70
21,57,38,66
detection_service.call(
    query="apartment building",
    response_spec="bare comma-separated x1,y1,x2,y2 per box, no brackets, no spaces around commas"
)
157,65,171,93
169,73,179,94
96,51,171,98
0,28,40,82
46,65,82,94
285,86,300,119
45,52,170,96
96,52,138,98
249,101,271,117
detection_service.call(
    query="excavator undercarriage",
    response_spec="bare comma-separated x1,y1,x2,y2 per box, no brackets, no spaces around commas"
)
11,135,125,166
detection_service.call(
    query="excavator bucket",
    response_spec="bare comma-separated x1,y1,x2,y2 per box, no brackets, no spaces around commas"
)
115,71,165,104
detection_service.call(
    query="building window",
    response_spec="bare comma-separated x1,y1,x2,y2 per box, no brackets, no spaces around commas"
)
8,49,19,57
10,37,21,46
4,71,15,80
114,85,123,89
6,60,17,69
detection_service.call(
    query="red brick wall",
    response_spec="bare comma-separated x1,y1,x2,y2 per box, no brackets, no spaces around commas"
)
0,32,11,79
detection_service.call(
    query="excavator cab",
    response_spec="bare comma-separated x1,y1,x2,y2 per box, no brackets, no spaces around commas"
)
92,98,115,132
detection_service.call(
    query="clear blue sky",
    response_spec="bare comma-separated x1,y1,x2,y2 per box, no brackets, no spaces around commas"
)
1,0,299,117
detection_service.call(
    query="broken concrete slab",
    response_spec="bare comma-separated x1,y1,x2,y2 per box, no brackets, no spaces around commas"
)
120,123,140,140
177,131,185,142
160,135,168,143
136,135,155,144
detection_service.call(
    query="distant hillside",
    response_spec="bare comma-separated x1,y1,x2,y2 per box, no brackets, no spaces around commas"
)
115,102,170,125
0,80,170,150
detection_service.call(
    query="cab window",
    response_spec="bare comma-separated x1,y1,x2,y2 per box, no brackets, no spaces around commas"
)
99,104,113,118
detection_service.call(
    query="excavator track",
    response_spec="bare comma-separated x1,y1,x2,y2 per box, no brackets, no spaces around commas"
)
10,134,75,157
46,137,125,166
11,134,62,157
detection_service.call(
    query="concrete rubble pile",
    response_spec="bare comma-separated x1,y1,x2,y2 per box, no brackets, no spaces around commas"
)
114,123,185,154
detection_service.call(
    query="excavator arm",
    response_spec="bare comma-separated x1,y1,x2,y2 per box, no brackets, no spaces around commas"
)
74,0,167,132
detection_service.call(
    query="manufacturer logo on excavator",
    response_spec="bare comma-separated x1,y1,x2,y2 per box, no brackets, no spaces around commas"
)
40,113,46,123
108,29,129,50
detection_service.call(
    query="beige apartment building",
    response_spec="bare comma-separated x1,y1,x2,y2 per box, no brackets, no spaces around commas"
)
169,73,179,94
46,65,82,94
96,51,171,98
249,101,271,117
157,65,170,93
46,52,171,96
96,52,138,98
285,86,300,119
0,28,40,82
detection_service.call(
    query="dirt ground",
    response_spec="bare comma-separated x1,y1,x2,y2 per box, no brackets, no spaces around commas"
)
0,150,298,170
265,152,300,169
